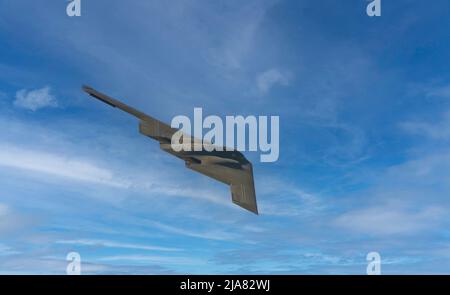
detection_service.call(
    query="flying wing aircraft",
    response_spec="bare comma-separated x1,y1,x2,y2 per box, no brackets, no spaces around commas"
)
82,86,258,214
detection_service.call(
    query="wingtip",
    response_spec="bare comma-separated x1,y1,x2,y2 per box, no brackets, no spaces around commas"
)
232,200,259,215
82,85,94,93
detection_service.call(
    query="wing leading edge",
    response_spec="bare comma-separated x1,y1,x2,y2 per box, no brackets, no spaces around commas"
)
82,85,258,214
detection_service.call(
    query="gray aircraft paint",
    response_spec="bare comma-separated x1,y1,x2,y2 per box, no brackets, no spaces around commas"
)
82,85,258,214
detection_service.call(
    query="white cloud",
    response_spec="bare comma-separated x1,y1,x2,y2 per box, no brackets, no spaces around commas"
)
56,239,181,252
147,185,231,207
400,111,450,140
334,204,445,236
332,149,450,236
0,203,33,235
0,255,159,274
257,177,325,217
403,84,450,140
205,1,275,71
0,141,234,211
0,203,8,217
256,68,291,95
99,254,205,266
427,85,450,98
0,113,240,209
0,144,130,188
14,86,57,111
147,220,238,241
0,243,20,256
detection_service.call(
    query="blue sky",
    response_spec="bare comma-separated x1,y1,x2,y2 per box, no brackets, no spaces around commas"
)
1,0,450,274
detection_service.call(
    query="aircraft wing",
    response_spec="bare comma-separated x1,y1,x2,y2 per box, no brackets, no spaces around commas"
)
83,85,177,143
180,153,258,214
82,85,258,215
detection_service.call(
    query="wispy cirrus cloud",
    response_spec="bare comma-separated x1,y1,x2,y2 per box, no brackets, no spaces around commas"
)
0,203,34,235
333,146,450,236
401,83,450,139
258,180,325,217
146,220,239,242
0,243,19,257
203,0,278,72
0,255,175,274
56,239,182,252
426,84,450,98
0,115,235,208
0,141,232,209
400,111,450,140
334,204,446,236
98,254,206,266
0,144,130,188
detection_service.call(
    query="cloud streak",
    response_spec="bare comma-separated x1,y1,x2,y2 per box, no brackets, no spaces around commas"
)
147,220,239,242
99,254,206,266
0,144,130,188
56,239,182,252
334,205,446,236
401,111,450,140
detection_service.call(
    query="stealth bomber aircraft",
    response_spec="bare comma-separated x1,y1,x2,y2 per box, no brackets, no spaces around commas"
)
82,86,258,214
